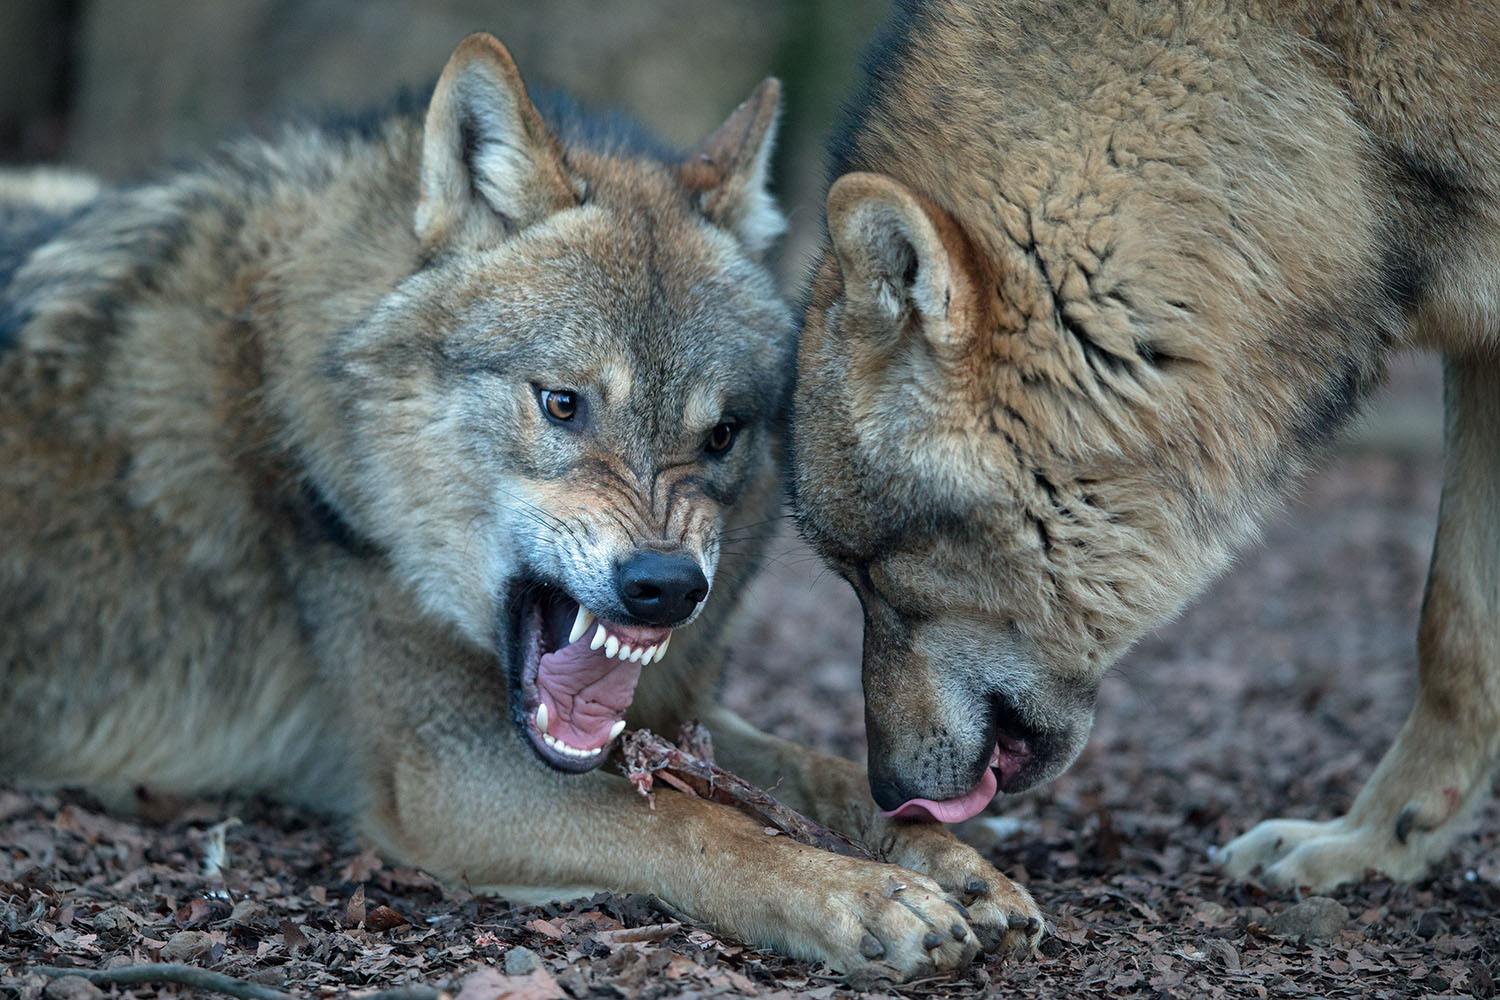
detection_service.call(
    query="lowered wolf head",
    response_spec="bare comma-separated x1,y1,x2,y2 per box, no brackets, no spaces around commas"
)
789,15,1399,821
317,35,789,773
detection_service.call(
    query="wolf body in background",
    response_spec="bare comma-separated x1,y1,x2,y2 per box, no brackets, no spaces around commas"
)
790,0,1500,895
0,34,1038,980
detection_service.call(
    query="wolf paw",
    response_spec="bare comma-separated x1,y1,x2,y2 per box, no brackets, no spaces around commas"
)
881,825,1043,955
1218,815,1436,889
812,865,981,983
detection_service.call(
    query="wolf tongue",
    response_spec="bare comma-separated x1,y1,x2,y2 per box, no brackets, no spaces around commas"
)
879,746,1004,823
534,641,642,749
879,769,999,823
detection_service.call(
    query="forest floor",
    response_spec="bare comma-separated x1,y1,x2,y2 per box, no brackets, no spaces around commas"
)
4,357,1497,1000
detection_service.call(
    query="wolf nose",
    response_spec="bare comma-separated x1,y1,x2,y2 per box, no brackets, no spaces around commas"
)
615,551,708,626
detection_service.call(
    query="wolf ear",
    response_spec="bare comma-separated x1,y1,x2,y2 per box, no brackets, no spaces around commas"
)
679,78,786,255
416,34,577,249
826,172,960,350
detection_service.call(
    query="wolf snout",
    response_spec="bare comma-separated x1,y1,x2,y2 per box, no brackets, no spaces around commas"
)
615,550,709,626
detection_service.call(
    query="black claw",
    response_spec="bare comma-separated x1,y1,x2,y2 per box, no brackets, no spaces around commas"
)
1395,802,1419,844
964,877,989,897
1023,916,1042,935
922,932,943,951
951,923,967,941
948,899,971,920
859,933,884,959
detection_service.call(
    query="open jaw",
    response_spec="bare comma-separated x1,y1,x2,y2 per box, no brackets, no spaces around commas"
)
511,582,673,773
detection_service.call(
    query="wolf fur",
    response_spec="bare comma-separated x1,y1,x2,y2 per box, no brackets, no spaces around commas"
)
0,34,1037,979
790,0,1500,895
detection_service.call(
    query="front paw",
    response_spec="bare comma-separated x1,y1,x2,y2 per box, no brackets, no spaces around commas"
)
880,822,1043,955
1219,813,1438,889
804,861,980,982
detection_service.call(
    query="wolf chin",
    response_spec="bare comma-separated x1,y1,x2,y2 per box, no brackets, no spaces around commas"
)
790,0,1500,899
1,33,1044,980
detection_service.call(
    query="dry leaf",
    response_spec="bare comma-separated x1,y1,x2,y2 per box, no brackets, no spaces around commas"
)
345,884,367,928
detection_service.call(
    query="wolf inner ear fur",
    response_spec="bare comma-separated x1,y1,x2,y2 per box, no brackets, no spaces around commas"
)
679,78,786,255
416,33,577,249
826,172,964,352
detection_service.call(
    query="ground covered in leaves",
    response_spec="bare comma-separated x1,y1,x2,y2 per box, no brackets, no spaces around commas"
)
4,360,1497,999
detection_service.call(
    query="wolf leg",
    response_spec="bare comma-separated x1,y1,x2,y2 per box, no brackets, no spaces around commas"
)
703,706,1043,954
1221,353,1500,888
360,714,987,982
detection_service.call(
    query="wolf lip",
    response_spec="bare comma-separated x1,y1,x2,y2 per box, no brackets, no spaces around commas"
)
513,583,672,773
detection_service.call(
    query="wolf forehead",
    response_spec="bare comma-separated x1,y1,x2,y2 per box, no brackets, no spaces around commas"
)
424,219,788,402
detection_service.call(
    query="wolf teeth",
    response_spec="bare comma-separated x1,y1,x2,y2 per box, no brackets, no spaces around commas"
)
541,732,603,758
609,720,627,740
536,703,549,734
577,623,674,664
568,606,595,644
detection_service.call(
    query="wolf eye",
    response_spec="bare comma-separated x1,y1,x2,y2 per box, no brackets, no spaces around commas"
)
705,422,737,455
538,388,578,424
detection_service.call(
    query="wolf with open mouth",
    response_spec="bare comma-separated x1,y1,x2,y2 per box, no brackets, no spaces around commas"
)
1,32,1040,979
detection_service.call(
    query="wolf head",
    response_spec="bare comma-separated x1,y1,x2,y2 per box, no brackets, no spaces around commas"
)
790,17,1399,821
317,35,789,773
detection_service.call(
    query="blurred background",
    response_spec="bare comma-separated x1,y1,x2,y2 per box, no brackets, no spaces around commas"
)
0,0,894,278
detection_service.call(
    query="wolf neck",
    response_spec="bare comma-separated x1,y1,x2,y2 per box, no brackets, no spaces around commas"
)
242,128,428,546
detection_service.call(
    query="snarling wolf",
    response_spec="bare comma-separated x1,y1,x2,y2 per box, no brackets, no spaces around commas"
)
791,0,1500,898
0,33,1036,979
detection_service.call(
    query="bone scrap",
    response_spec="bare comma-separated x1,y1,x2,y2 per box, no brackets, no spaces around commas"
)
612,722,877,862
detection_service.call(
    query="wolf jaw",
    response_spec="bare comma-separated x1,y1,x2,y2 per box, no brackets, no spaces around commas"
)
508,581,673,773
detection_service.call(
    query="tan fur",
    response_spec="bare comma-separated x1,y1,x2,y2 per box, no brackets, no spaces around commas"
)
0,34,1033,980
790,0,1500,896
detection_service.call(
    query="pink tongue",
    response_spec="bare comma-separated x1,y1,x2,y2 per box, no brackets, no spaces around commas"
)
534,641,643,750
880,748,1001,823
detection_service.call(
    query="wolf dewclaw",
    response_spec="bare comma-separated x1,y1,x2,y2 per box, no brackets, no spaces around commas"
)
0,33,1037,979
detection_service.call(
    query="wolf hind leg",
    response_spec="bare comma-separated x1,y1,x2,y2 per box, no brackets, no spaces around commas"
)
1220,353,1500,889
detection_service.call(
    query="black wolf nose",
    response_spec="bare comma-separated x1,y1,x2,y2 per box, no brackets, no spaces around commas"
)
615,551,708,626
868,774,908,813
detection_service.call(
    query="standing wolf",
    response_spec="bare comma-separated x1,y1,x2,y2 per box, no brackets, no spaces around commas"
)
0,33,1037,980
791,0,1500,897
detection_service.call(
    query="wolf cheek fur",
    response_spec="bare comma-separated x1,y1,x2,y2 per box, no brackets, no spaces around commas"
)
1,32,1039,979
791,0,1500,895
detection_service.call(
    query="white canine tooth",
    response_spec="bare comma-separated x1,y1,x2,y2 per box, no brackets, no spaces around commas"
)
604,635,619,658
568,607,594,644
609,720,627,741
655,634,671,663
590,624,606,650
642,644,658,664
628,645,644,663
536,703,549,734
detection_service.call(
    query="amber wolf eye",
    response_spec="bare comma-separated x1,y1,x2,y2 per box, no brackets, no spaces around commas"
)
538,388,580,424
705,422,737,455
